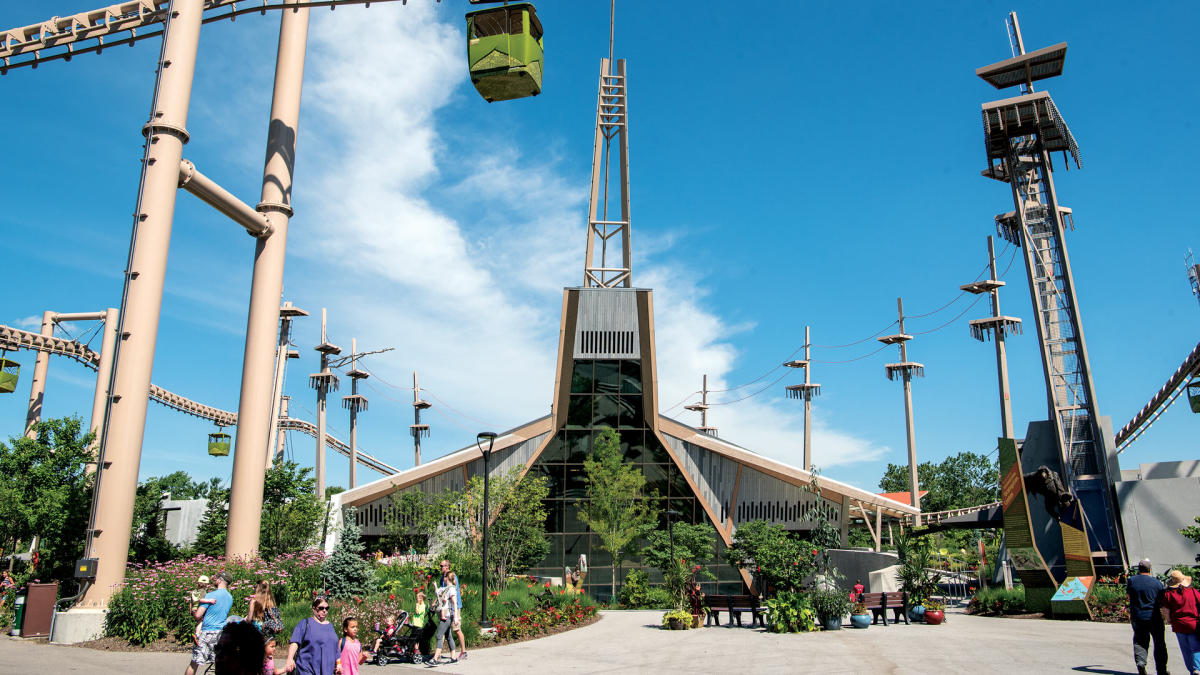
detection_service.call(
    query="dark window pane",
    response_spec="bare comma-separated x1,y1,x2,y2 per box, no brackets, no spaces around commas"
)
570,360,594,394
593,394,619,428
539,434,565,462
564,430,590,462
643,464,669,497
567,395,591,429
543,499,563,533
618,395,643,429
564,464,587,501
594,360,620,394
645,441,671,464
620,430,644,463
669,465,693,499
565,534,588,558
620,359,643,394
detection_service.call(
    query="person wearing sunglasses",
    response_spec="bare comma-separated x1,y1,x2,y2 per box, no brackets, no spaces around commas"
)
286,597,341,674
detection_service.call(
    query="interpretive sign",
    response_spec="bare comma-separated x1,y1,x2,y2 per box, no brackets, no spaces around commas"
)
997,437,1057,613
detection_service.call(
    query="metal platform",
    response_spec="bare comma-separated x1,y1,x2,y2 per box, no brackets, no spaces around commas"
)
976,42,1068,90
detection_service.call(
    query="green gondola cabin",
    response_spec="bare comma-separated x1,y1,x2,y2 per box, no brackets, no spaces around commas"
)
1188,378,1200,414
208,432,231,457
466,2,543,102
0,356,18,394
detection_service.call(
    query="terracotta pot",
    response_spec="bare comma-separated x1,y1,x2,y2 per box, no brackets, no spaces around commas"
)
691,615,702,629
924,609,945,625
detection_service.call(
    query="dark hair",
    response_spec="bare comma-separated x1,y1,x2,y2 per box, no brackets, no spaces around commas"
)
342,616,357,631
312,596,328,610
214,621,265,675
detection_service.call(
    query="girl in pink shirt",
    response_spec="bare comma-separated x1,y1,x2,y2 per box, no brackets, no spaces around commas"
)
338,617,367,675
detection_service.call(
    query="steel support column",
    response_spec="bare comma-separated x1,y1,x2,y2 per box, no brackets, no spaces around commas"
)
23,311,54,438
226,6,310,557
78,0,204,608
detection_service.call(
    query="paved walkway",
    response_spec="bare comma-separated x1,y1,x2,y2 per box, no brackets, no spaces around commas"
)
0,607,1143,674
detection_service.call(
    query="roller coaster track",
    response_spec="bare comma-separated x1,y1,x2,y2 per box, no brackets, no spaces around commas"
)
1115,339,1200,453
0,323,398,475
1,0,418,73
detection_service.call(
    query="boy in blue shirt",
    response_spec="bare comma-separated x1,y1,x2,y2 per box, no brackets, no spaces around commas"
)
185,571,233,675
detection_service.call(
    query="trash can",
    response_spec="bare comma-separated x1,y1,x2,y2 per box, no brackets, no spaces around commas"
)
10,593,25,636
21,583,58,638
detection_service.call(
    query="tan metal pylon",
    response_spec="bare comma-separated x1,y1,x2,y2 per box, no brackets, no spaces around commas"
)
23,311,53,438
879,299,925,526
961,236,1022,439
310,309,341,500
343,339,369,489
225,6,311,557
78,0,205,608
784,326,822,472
266,302,307,470
411,372,431,467
684,375,717,436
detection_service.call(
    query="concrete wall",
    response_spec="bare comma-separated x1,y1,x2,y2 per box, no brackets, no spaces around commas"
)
826,549,900,592
1116,462,1200,570
160,498,207,548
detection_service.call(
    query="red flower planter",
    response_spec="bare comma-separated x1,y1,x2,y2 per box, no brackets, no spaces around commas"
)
924,609,945,625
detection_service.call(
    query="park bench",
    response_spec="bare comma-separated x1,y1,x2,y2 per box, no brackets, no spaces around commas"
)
857,591,910,626
703,594,767,628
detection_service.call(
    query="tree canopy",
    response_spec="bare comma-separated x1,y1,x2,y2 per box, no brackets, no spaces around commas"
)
0,417,94,580
878,450,999,513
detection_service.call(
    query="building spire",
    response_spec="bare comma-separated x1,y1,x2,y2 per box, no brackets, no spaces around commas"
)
582,55,632,288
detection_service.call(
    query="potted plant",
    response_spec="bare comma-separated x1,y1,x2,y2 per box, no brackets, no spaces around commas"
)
850,599,871,629
908,595,926,622
811,588,850,631
662,609,693,630
923,599,945,625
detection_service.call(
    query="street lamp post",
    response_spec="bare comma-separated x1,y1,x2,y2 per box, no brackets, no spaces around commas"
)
476,431,498,629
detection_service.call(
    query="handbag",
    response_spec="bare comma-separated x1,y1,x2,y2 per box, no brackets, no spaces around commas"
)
263,606,283,635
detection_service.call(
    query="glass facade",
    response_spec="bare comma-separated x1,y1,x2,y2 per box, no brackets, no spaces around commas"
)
526,357,746,601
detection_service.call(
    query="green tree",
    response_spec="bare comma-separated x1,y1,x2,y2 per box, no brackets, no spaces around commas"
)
260,460,326,558
384,491,432,553
576,427,659,598
486,471,551,580
727,520,817,595
879,451,998,513
0,417,94,580
640,522,716,609
193,482,229,557
130,470,209,562
324,506,373,597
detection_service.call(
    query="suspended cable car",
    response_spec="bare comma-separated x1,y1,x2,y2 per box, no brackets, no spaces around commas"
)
466,2,543,102
208,431,231,457
1188,378,1200,414
0,352,18,394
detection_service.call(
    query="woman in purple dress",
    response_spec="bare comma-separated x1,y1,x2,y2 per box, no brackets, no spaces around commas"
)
286,597,341,674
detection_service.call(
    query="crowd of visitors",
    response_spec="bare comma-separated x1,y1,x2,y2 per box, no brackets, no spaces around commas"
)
180,558,469,674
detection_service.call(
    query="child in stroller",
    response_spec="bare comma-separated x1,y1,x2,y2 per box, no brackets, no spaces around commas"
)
371,611,422,666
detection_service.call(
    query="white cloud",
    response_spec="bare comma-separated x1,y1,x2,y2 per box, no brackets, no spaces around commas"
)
285,6,889,470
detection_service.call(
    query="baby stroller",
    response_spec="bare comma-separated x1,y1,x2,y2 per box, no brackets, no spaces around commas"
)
372,611,422,666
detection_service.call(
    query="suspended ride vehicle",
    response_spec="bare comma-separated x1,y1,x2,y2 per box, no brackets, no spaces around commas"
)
208,431,231,457
0,351,18,394
465,2,543,102
1188,378,1200,413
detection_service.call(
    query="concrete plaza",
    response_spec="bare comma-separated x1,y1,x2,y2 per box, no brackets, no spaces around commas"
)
0,607,1145,674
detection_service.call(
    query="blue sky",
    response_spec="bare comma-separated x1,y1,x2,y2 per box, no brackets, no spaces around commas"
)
2,1,1197,497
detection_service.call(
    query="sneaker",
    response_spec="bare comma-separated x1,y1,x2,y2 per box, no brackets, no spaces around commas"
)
457,652,468,660
425,660,439,668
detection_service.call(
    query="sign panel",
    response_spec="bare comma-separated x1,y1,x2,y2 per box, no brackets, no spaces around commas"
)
997,437,1058,613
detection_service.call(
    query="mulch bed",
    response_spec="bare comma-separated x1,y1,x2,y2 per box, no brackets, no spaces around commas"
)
474,613,602,649
72,635,191,653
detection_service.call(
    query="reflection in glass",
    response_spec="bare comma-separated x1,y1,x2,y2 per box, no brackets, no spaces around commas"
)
594,360,620,393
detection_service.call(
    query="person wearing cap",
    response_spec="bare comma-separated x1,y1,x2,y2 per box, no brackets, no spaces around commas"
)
186,572,234,675
1128,559,1169,675
1162,569,1200,675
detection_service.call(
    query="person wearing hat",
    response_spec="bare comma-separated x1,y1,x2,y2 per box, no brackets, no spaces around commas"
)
1162,569,1200,675
186,571,234,675
1128,559,1169,675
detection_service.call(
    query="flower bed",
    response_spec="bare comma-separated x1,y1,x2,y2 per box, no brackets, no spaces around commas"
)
105,551,326,646
491,597,598,641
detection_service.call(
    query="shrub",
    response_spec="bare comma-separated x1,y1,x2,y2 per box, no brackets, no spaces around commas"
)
323,507,374,598
810,588,851,621
617,569,674,609
661,609,693,629
1087,583,1128,623
765,590,817,633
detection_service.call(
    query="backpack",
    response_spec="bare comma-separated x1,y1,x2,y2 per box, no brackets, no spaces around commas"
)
263,606,283,635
